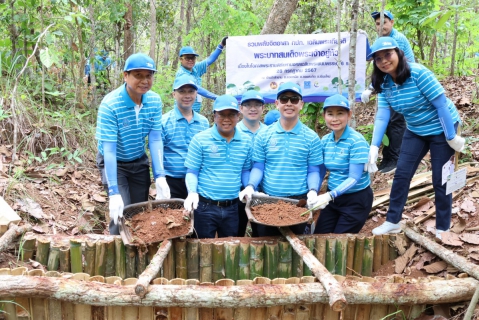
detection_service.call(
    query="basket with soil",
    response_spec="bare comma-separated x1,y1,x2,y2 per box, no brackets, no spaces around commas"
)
245,195,312,227
119,199,193,246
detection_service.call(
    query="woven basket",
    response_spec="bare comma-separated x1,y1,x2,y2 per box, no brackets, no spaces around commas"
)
245,195,312,227
119,199,193,246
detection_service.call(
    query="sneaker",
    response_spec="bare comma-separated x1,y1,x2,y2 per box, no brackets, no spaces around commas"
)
380,160,397,174
372,221,402,235
377,159,388,171
435,229,450,240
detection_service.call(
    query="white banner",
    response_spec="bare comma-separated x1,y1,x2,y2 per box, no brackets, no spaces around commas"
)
225,32,367,103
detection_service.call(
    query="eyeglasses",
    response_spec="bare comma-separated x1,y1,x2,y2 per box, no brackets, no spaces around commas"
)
241,103,264,109
215,112,239,120
181,55,197,61
130,73,154,81
278,96,301,105
374,51,395,64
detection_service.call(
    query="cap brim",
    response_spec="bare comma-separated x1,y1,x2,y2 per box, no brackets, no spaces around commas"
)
124,67,157,72
240,98,264,104
174,83,198,90
214,107,239,112
323,105,350,110
367,46,397,60
276,89,303,99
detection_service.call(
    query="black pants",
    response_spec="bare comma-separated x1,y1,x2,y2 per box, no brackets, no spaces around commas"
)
314,186,373,234
382,108,406,163
97,153,150,235
166,176,188,199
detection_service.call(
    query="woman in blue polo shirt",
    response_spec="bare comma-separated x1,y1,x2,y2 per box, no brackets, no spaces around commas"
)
308,94,373,234
367,37,465,239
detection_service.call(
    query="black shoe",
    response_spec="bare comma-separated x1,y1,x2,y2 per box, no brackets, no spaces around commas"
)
380,160,397,174
377,159,388,171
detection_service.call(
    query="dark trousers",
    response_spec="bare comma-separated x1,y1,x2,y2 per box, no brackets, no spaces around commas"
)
166,176,188,199
314,187,373,234
386,128,455,231
193,201,239,238
97,153,150,235
238,201,259,237
382,108,406,162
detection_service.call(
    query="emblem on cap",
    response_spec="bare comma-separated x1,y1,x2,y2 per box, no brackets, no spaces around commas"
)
383,41,392,46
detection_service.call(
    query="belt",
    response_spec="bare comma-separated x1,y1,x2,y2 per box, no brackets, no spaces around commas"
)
199,195,238,207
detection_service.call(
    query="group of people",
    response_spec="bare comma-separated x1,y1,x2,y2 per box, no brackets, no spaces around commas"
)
95,10,466,240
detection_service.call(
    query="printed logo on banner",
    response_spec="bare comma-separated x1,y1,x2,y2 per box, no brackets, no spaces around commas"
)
314,81,320,87
304,81,311,89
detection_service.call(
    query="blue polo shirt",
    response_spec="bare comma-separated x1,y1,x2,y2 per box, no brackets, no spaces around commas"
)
176,60,208,112
253,120,323,197
236,121,267,142
184,125,252,200
95,84,162,161
378,63,460,136
390,28,415,63
162,107,210,178
322,126,370,193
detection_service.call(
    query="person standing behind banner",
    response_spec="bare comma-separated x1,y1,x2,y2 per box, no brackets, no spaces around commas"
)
308,94,373,234
183,95,252,238
361,10,415,174
162,74,210,199
95,53,171,235
236,90,267,237
365,37,465,240
175,37,228,113
239,82,323,237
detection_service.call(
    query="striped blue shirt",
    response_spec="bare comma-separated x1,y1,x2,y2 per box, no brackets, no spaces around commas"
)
378,63,460,136
176,60,208,112
253,120,323,197
162,107,210,178
95,84,162,161
390,28,415,63
184,125,252,200
236,121,267,142
322,126,370,193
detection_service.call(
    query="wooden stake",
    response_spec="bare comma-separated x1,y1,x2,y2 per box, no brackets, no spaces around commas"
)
303,237,315,276
20,237,35,262
135,240,171,298
234,279,252,319
249,241,264,279
314,236,326,265
70,239,82,274
224,241,240,281
59,246,70,273
381,235,390,265
84,241,96,276
174,240,187,279
125,245,136,279
373,235,382,272
292,244,304,278
325,237,336,274
264,241,278,279
362,236,374,277
137,245,148,276
36,238,50,266
353,236,365,275
215,279,234,319
187,240,199,280
47,245,60,271
94,240,106,277
335,237,348,276
238,242,250,280
388,234,398,260
104,239,115,277
199,242,212,283
278,240,292,278
212,242,224,282
114,237,126,279
346,236,356,276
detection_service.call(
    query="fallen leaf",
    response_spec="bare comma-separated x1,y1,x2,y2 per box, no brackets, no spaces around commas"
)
422,261,447,273
81,201,95,212
167,222,181,229
461,199,476,213
440,232,463,246
469,253,479,261
17,198,46,220
395,244,417,274
459,233,479,245
416,252,436,270
394,235,409,255
74,171,82,179
32,225,46,234
372,216,378,222
471,191,479,198
55,167,68,177
92,194,106,203
451,215,467,233
71,227,79,235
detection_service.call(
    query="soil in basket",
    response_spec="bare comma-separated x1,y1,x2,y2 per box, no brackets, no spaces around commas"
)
128,207,191,244
251,200,309,226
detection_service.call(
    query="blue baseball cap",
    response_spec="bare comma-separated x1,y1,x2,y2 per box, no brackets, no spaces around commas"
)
213,95,240,112
179,46,199,57
124,53,157,72
173,74,198,90
371,10,394,20
323,94,350,111
367,37,399,60
276,82,302,99
240,90,264,105
264,110,280,125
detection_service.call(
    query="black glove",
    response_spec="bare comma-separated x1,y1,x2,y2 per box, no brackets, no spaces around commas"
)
221,36,228,47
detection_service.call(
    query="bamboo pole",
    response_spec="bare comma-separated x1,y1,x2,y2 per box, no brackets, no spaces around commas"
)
36,238,50,266
163,241,175,280
325,237,336,274
185,279,200,320
104,239,115,277
135,240,172,298
28,269,47,320
279,227,347,311
137,245,148,276
114,237,126,279
0,268,18,320
303,237,315,276
388,234,398,260
346,236,355,276
215,279,234,319
238,242,250,280
298,276,316,319
187,240,199,280
168,278,185,319
174,240,187,279
314,236,326,265
199,242,212,283
250,277,269,319
0,224,32,253
125,245,136,279
234,279,252,319
373,235,382,272
47,245,60,271
106,276,125,320
264,241,278,279
268,278,286,318
381,235,390,265
292,245,303,278
283,277,299,319
278,240,292,278
84,241,96,276
212,242,224,282
249,241,264,279
21,237,35,262
335,237,348,276
70,239,82,274
352,236,365,276
94,240,106,277
224,241,240,281
198,282,214,320
362,236,374,277
151,278,168,320
59,246,70,273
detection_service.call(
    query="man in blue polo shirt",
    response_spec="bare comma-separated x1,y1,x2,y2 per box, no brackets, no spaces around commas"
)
162,74,209,199
175,36,228,113
239,82,323,236
183,95,252,238
362,10,416,174
95,53,170,235
93,50,112,91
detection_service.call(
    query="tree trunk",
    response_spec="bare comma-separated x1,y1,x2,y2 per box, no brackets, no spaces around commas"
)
8,0,19,59
185,0,193,34
123,2,134,61
149,0,157,59
88,4,97,107
0,224,31,253
449,6,459,76
429,33,436,67
171,0,184,69
260,0,299,35
336,0,342,95
348,0,359,129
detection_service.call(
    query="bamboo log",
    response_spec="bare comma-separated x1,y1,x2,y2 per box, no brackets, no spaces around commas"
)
198,282,214,320
325,237,336,274
28,269,47,320
174,240,187,279
283,277,299,319
335,237,348,276
249,241,264,279
59,246,70,273
314,236,326,265
303,237,315,276
168,278,185,319
224,241,240,281
114,237,126,279
215,279,234,319
69,240,82,273
362,236,374,277
250,277,269,319
36,238,50,266
199,242,212,283
163,241,175,279
84,241,96,276
373,235,382,272
234,279,252,319
135,240,172,298
20,237,35,262
388,234,398,260
346,236,355,276
238,242,250,280
137,245,148,276
352,236,364,276
268,278,286,318
0,274,477,307
381,235,390,265
0,224,32,253
278,240,292,278
94,240,106,277
292,245,303,278
125,245,136,279
104,239,115,277
264,241,278,279
186,240,199,280
212,242,224,282
279,227,347,311
47,245,60,271
185,279,200,320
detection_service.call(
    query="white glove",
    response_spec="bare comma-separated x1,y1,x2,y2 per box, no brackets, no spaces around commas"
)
109,194,124,225
361,89,372,103
307,190,319,208
253,191,268,197
447,135,465,152
358,29,368,36
155,177,171,200
239,185,254,203
366,145,379,173
184,192,199,212
308,192,332,210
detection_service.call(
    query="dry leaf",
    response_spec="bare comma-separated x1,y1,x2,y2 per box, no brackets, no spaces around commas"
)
459,233,479,245
74,171,82,179
415,252,435,270
394,235,409,255
372,216,378,222
469,253,479,261
32,225,46,234
451,215,467,233
471,191,479,198
167,222,181,229
17,198,46,220
395,244,417,274
92,194,106,203
422,261,447,273
461,199,476,213
81,201,95,212
414,198,432,212
440,232,463,246
55,167,68,177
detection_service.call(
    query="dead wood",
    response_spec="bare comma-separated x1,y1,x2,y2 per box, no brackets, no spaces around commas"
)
0,224,32,253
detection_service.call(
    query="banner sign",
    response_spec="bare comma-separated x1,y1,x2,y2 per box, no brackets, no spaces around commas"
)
225,32,367,103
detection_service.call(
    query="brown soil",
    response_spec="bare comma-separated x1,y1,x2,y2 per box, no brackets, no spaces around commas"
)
128,207,191,244
251,200,310,226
